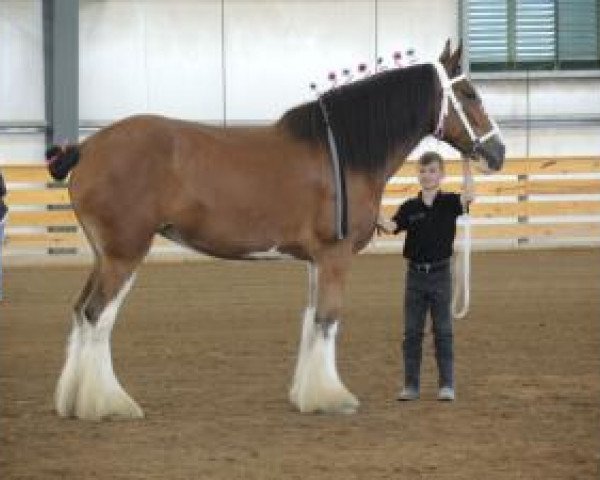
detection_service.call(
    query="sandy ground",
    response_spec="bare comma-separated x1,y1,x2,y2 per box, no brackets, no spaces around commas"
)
1,249,599,479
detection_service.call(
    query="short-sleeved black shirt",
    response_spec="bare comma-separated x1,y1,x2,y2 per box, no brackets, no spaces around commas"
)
392,191,464,263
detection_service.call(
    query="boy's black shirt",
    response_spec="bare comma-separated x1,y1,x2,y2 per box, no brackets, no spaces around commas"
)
392,191,464,263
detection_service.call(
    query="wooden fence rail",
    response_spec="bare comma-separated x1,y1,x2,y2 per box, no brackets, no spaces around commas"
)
3,156,600,255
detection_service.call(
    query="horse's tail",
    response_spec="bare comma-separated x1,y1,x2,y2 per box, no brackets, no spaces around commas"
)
46,144,80,181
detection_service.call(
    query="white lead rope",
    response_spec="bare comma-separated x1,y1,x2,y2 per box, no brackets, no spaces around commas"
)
452,211,471,319
451,158,472,319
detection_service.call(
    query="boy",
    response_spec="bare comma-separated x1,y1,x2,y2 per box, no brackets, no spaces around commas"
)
378,152,473,401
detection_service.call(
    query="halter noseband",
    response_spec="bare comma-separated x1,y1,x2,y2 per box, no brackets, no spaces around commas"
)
431,61,500,155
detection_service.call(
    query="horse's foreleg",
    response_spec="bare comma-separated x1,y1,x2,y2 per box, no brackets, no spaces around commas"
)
55,256,143,421
289,263,318,407
290,256,359,414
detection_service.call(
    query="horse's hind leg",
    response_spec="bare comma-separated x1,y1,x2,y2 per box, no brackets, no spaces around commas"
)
55,254,144,420
290,252,359,414
55,263,99,417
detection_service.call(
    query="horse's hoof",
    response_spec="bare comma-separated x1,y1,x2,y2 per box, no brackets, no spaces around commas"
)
318,395,360,415
338,396,360,414
293,387,360,415
72,390,144,421
105,398,144,420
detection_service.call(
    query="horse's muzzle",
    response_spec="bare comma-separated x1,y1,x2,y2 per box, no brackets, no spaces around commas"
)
474,137,505,172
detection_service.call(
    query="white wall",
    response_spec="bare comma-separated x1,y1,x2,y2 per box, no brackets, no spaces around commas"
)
224,0,376,122
0,0,45,162
1,0,599,163
476,77,600,157
0,0,44,123
79,0,224,122
78,0,459,124
377,0,458,61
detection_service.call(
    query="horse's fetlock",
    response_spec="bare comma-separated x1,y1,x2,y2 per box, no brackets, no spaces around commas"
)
314,315,337,337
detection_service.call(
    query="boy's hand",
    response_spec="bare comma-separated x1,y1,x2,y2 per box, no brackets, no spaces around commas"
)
461,190,475,206
376,215,397,235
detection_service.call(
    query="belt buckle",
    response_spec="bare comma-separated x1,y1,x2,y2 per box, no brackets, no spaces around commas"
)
415,262,431,273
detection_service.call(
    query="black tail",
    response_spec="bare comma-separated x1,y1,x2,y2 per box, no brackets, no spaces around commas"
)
46,144,80,181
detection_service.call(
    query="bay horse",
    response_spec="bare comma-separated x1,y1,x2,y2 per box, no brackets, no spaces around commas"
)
49,41,504,420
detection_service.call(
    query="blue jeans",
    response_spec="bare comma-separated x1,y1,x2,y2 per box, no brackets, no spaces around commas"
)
403,263,454,389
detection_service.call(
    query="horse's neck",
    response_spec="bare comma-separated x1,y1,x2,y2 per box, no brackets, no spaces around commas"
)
379,131,434,189
383,105,438,183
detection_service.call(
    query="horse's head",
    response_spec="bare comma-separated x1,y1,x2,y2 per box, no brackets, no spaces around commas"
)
434,40,505,173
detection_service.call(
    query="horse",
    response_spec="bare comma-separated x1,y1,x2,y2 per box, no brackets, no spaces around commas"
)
48,40,504,420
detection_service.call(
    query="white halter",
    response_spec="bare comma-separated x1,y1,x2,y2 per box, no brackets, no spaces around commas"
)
430,61,501,147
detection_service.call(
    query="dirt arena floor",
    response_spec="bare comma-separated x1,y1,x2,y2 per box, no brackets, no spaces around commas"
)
1,249,599,479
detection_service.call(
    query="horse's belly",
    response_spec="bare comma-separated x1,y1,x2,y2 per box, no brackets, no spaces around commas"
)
158,220,310,261
163,162,321,260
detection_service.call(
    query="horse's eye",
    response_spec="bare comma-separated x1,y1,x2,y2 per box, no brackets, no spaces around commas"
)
464,90,479,101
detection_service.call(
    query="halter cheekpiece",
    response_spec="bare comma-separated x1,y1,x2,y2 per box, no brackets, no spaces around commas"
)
430,61,500,155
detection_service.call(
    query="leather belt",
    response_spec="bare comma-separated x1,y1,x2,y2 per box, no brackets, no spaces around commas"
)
409,258,450,274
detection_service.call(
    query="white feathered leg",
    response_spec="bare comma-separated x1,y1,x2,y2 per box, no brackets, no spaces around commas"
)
289,308,359,414
55,274,143,421
289,263,318,406
55,316,83,417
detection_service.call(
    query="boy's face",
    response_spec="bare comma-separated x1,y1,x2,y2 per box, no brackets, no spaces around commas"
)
417,161,444,191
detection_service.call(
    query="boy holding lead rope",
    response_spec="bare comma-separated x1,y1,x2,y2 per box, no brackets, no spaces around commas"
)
378,152,474,401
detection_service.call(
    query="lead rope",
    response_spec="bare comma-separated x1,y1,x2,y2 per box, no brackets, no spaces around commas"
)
452,157,472,319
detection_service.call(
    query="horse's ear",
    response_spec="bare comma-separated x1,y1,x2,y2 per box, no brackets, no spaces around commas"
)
447,40,463,76
439,39,451,64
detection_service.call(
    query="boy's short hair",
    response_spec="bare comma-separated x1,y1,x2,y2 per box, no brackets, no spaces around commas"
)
418,151,444,170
